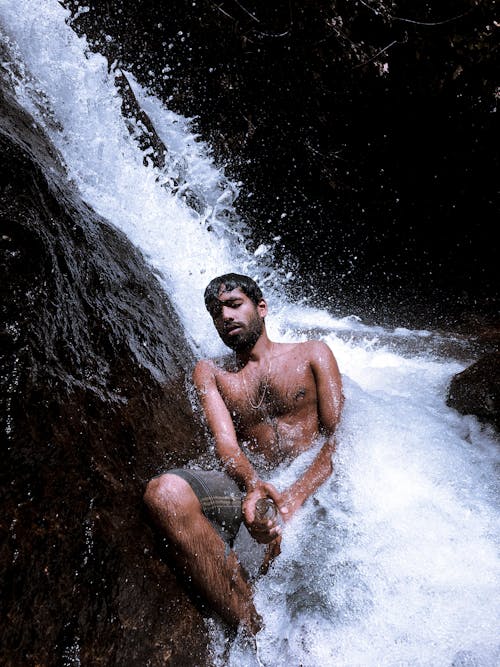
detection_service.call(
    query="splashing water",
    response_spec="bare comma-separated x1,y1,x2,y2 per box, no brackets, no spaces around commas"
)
1,2,498,666
0,0,286,355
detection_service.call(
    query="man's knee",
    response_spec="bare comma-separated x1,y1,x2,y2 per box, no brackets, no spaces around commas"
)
143,473,200,521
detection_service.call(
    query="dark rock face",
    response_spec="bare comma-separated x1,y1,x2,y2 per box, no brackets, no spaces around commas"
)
447,353,500,433
0,86,211,666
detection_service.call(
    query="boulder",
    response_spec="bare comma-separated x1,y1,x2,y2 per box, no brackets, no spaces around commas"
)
447,352,500,433
0,84,212,666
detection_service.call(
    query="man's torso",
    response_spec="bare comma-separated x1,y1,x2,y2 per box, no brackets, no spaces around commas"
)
211,342,321,463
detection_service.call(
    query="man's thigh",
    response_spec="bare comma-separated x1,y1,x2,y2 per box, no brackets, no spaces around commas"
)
165,468,243,543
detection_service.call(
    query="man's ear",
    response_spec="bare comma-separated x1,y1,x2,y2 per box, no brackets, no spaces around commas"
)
258,298,268,318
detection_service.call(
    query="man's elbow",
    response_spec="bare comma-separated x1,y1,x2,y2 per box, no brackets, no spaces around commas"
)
215,437,239,461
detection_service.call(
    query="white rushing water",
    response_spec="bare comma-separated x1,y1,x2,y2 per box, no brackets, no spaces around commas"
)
1,2,499,666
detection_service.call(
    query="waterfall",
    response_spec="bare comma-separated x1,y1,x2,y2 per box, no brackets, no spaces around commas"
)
1,2,498,666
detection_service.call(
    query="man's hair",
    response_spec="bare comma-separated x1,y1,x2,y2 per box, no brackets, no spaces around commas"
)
204,273,263,311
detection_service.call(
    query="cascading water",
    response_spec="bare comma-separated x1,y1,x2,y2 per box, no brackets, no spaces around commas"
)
1,2,498,666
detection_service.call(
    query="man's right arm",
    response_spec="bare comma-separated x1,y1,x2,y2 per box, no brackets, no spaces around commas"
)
193,359,258,490
193,360,281,542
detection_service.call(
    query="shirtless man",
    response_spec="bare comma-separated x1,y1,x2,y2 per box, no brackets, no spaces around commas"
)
144,273,343,633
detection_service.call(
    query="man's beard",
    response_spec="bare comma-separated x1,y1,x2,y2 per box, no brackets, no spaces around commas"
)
221,312,264,351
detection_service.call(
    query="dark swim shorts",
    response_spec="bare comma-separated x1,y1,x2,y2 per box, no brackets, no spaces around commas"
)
167,468,243,544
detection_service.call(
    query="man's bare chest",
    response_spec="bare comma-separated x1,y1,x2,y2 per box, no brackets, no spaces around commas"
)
215,359,316,422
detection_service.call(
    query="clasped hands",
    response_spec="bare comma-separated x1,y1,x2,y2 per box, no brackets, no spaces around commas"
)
242,480,300,545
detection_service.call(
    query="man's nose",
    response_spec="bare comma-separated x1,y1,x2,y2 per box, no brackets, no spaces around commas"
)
222,306,234,321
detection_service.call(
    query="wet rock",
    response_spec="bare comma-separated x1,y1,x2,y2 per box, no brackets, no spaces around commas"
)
115,68,167,170
0,86,212,665
447,353,500,432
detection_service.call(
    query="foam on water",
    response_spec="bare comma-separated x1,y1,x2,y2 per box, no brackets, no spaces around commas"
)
1,3,498,665
244,338,499,667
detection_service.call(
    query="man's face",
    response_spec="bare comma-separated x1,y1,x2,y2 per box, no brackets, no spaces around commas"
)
208,286,267,351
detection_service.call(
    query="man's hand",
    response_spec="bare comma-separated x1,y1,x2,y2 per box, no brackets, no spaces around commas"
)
275,488,304,523
242,481,282,544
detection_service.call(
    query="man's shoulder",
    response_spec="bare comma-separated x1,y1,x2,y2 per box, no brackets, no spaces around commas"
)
193,355,235,377
277,339,331,360
194,358,215,371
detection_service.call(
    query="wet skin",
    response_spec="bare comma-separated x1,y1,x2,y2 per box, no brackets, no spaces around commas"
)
195,287,344,538
144,284,343,634
213,342,324,462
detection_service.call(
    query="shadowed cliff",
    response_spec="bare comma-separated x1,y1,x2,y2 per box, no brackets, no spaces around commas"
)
0,84,212,666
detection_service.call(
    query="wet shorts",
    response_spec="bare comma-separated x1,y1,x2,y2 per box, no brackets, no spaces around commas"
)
167,468,243,544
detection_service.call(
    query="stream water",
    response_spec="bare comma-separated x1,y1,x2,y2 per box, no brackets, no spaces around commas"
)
1,2,498,665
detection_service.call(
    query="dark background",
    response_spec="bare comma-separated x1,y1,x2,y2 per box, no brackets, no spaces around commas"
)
66,0,498,329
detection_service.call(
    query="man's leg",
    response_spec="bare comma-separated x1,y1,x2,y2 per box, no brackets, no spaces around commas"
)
143,473,262,633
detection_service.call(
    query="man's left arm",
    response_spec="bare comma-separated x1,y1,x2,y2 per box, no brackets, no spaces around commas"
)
278,340,344,521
